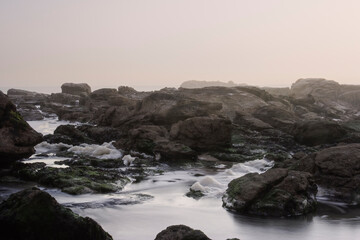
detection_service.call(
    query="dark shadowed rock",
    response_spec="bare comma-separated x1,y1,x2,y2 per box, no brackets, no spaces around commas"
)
292,120,347,146
314,144,360,202
154,225,210,240
223,168,317,217
61,83,91,96
0,187,112,240
50,124,95,145
170,116,232,150
0,91,43,165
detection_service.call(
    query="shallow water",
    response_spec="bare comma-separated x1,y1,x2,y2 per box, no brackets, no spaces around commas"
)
2,119,360,240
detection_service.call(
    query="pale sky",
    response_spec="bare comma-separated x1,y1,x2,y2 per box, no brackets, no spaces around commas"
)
1,0,360,93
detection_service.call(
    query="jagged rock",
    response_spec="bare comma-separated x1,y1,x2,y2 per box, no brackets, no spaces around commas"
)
170,116,232,150
0,91,43,165
222,168,317,217
155,225,210,240
291,120,347,146
61,83,91,96
0,187,112,240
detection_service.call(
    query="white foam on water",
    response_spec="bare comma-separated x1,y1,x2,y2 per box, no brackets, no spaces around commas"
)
35,142,73,154
68,142,123,159
190,158,273,198
122,155,136,166
27,117,80,135
23,157,69,168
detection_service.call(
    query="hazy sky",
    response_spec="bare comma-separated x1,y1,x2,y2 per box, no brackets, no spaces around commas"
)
1,0,360,93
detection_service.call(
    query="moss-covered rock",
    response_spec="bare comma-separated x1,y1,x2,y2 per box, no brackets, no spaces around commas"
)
222,168,317,217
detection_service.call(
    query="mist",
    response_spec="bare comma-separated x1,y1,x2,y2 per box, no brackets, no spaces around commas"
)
1,0,360,93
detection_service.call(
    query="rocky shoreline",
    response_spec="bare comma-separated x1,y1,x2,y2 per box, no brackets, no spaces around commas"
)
1,78,360,239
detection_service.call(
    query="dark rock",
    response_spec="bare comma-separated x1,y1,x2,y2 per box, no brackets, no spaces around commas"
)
0,187,112,240
154,225,210,240
61,83,91,96
314,144,360,203
0,91,43,165
170,116,232,150
12,162,129,195
292,120,347,146
52,125,95,145
50,93,81,105
223,168,317,217
118,86,138,95
90,88,118,101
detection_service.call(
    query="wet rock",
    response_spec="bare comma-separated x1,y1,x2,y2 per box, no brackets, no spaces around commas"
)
170,116,232,150
0,91,43,165
53,125,95,145
314,144,360,203
12,162,129,195
154,225,210,240
253,106,296,133
292,120,347,146
223,168,317,217
0,187,112,240
61,83,91,96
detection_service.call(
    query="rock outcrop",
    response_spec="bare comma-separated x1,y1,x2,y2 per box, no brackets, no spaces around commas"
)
61,83,91,96
0,91,42,164
0,187,112,240
222,168,317,216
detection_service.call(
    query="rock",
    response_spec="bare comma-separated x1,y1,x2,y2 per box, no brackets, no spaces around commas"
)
118,86,138,95
153,141,197,160
0,91,43,165
253,106,296,133
154,225,210,240
50,93,81,105
314,144,360,203
170,116,232,150
77,125,125,144
53,125,95,145
262,87,291,96
290,78,341,100
12,162,129,195
90,88,118,101
180,80,240,89
61,83,91,96
223,168,317,217
292,120,347,146
0,187,112,240
339,90,360,109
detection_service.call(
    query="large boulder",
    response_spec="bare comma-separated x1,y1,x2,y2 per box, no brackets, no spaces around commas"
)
61,83,91,96
180,80,238,89
222,168,317,217
0,91,43,164
314,144,360,202
0,187,112,240
154,225,210,240
291,120,347,146
290,78,341,100
170,116,232,150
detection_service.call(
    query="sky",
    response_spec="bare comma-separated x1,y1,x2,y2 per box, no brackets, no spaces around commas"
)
1,0,360,93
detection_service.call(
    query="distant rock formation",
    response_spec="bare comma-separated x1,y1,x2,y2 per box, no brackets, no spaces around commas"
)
0,91,42,165
180,80,243,89
0,187,113,240
61,83,91,96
